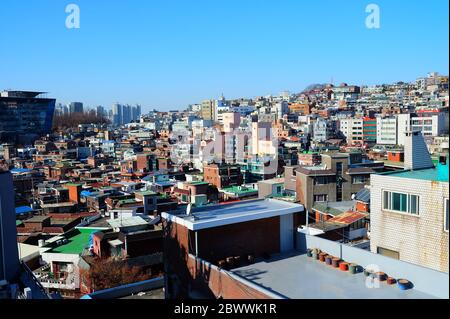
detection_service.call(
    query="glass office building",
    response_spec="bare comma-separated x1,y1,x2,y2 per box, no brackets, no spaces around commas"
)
0,91,56,144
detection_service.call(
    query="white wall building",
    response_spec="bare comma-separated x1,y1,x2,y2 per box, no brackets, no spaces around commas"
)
340,118,364,145
376,117,397,145
370,131,449,272
313,118,329,142
397,113,448,146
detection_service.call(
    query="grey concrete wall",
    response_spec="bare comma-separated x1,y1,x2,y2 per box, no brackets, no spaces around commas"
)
296,231,449,299
257,181,273,199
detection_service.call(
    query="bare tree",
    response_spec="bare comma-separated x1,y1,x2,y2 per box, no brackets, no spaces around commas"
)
53,113,110,130
80,258,151,292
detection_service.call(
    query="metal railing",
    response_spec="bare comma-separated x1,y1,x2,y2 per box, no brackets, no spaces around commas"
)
20,261,52,299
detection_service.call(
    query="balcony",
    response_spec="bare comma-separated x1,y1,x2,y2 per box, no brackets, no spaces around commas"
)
34,266,78,291
38,277,76,290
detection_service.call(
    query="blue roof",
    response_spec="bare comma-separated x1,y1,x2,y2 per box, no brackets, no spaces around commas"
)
10,168,31,174
80,190,92,197
15,206,33,215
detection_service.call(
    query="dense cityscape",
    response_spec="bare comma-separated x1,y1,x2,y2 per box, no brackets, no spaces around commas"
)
0,71,448,300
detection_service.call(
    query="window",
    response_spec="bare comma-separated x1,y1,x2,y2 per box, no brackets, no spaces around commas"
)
383,191,420,215
276,186,283,194
352,175,367,184
445,198,449,232
409,195,419,215
336,162,343,176
377,247,400,260
392,192,407,211
314,176,328,185
314,194,328,202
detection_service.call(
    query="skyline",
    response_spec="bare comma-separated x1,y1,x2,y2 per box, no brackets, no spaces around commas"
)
0,0,449,111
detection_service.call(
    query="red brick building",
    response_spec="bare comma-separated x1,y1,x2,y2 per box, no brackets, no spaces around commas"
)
162,199,304,299
203,163,243,189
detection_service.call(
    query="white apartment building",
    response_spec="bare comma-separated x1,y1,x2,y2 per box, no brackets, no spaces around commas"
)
272,101,289,121
397,112,448,146
313,118,329,142
339,118,364,145
376,117,397,145
214,96,231,123
370,131,449,272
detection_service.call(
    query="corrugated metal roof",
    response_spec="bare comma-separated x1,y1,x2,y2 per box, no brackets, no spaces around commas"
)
329,211,367,225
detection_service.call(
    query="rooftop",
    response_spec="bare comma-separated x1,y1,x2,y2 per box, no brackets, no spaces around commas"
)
189,181,209,186
377,162,449,183
162,199,304,231
259,177,285,185
108,216,149,229
46,228,102,254
296,165,335,176
312,201,355,217
135,190,157,196
40,202,76,208
15,206,34,215
329,210,367,225
117,198,142,205
232,252,435,299
347,167,375,175
221,185,258,196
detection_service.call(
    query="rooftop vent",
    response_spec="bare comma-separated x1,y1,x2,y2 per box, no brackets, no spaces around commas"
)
404,131,434,170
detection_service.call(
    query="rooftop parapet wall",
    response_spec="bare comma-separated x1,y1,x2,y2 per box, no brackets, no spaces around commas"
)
296,231,449,299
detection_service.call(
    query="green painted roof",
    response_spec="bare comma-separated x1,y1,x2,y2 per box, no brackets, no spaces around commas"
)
189,181,209,186
377,161,449,183
49,228,101,255
221,186,258,196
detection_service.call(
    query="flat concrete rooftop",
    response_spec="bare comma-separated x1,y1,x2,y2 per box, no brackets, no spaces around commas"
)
162,199,304,231
232,252,436,299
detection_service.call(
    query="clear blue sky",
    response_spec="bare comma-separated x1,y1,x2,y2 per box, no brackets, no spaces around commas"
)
0,0,448,111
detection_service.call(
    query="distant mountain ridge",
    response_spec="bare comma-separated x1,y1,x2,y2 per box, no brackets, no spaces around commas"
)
303,83,327,92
